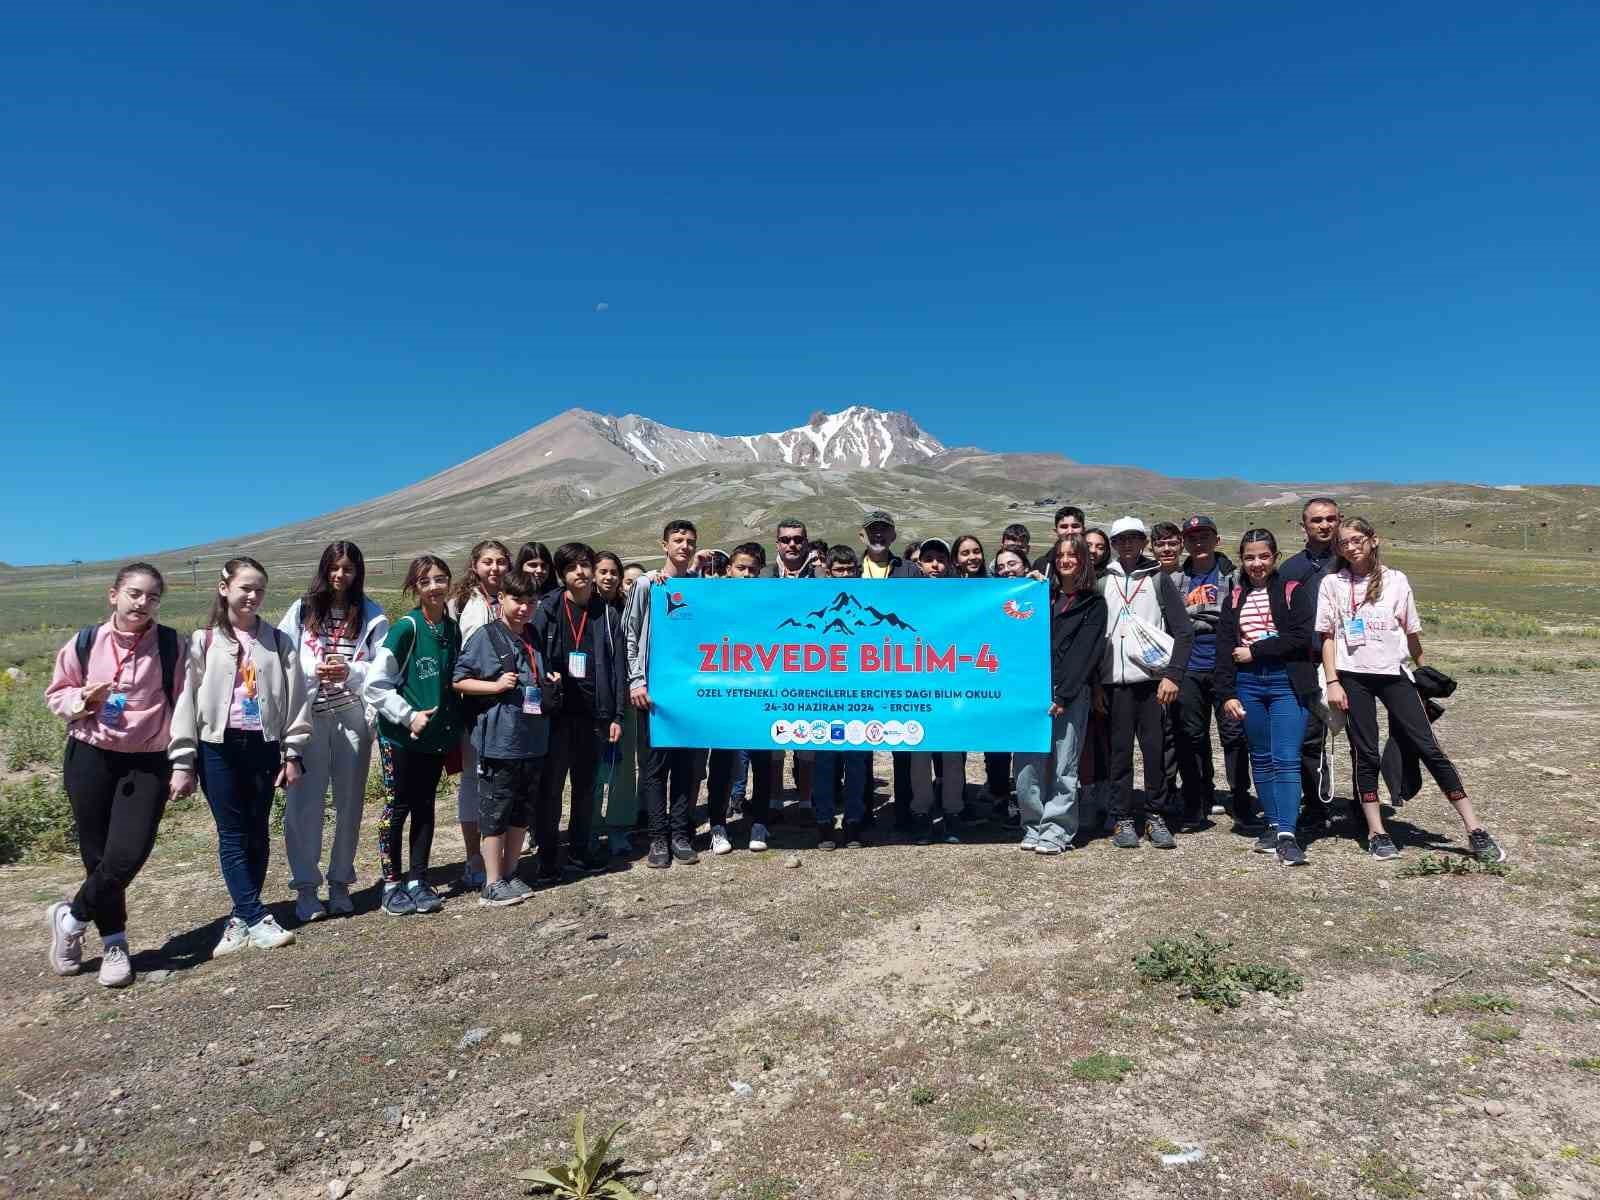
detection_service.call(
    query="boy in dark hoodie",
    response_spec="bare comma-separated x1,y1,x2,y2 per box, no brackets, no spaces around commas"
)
1173,516,1253,828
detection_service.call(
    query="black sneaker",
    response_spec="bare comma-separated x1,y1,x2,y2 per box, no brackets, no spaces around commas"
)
1111,819,1141,849
381,884,416,916
646,838,670,869
912,814,934,846
534,865,563,887
575,850,610,874
407,879,444,914
670,836,699,865
959,804,983,827
1468,828,1507,864
816,824,837,851
842,823,865,849
1368,833,1401,861
1275,836,1308,867
938,819,961,845
1145,815,1177,850
1254,824,1280,854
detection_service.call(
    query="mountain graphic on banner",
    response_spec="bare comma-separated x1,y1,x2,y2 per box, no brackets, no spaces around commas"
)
776,591,919,637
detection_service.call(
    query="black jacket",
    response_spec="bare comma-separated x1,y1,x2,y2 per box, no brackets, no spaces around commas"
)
530,590,628,723
1279,542,1338,585
1048,588,1108,706
1214,571,1319,704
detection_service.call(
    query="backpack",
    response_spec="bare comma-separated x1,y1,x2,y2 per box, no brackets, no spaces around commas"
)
75,624,182,707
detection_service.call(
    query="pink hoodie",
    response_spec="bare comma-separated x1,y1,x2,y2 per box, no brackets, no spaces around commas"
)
46,620,176,755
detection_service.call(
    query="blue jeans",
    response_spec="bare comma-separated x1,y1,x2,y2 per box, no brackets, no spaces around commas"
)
1235,663,1309,835
729,749,750,805
199,730,282,926
812,751,869,825
1013,692,1088,848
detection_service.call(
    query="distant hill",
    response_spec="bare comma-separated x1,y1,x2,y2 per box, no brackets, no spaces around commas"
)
5,406,1598,585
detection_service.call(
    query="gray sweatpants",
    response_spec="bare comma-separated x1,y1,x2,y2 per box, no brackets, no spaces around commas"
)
283,704,374,890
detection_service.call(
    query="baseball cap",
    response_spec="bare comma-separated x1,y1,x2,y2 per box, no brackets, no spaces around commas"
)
1108,516,1148,539
862,510,895,529
919,537,952,556
1183,514,1218,534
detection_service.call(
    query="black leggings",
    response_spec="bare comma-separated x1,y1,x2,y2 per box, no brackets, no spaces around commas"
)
378,738,446,881
1341,671,1465,805
62,740,170,937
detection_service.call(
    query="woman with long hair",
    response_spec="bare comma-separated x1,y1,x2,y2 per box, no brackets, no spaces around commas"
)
363,556,463,913
1316,518,1505,863
952,534,987,578
1215,530,1317,865
169,558,312,956
44,563,183,987
591,552,640,856
277,541,389,921
448,539,512,890
1014,534,1107,854
515,541,558,597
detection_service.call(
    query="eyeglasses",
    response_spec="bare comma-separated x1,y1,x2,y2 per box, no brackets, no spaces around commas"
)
1339,535,1370,548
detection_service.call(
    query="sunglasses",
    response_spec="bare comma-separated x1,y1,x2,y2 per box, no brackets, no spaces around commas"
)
776,535,807,545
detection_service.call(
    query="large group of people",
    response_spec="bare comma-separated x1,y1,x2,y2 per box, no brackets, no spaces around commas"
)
41,497,1505,988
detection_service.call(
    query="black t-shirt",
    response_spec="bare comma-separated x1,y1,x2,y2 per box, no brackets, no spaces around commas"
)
550,594,601,716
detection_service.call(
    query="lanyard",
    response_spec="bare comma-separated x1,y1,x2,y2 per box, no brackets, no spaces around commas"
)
234,634,259,698
563,596,589,649
1111,571,1148,613
306,610,351,660
108,632,143,690
1347,572,1369,620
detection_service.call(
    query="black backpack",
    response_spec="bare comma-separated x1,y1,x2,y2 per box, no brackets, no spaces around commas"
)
75,623,183,707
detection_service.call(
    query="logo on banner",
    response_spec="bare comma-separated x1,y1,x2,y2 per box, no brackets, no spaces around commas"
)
846,720,867,745
770,719,790,743
829,721,847,743
883,719,905,746
666,591,691,618
864,720,885,745
903,719,925,747
776,591,918,637
808,721,829,744
1002,599,1035,620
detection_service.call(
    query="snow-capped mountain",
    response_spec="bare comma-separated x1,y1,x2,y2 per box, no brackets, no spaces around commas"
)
604,406,945,474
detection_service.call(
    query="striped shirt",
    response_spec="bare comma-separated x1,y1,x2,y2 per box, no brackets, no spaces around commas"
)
309,608,361,715
1238,587,1277,645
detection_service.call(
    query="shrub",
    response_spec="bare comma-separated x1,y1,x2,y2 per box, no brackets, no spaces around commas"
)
1070,1053,1136,1083
1398,853,1511,878
0,776,76,863
514,1112,636,1199
1134,933,1303,1011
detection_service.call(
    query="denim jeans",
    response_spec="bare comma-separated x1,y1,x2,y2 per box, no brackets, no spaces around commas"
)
728,749,750,805
200,730,281,926
1014,693,1088,848
1236,662,1309,835
812,751,869,825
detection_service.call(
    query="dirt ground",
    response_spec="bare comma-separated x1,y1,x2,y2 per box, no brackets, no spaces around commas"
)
2,635,1599,1200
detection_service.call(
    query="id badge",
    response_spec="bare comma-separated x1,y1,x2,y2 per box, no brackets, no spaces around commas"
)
99,692,127,726
240,695,263,729
1343,616,1367,648
567,651,588,680
521,684,543,716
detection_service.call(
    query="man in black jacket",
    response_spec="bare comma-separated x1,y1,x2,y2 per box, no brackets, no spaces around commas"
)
1279,497,1342,830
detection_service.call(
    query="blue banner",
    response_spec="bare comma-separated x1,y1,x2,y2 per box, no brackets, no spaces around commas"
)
647,578,1051,752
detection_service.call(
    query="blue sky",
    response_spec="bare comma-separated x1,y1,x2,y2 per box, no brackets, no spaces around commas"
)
3,2,1597,563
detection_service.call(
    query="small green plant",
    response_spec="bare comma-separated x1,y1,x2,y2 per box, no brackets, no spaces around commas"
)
1424,993,1518,1017
0,776,76,863
1134,933,1304,1011
909,1084,935,1106
1070,1053,1136,1083
1398,853,1511,878
1357,1149,1424,1199
1467,1020,1521,1044
1570,1057,1600,1073
515,1113,636,1199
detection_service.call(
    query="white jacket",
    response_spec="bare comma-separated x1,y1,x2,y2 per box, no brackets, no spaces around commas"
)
169,621,314,768
276,596,390,704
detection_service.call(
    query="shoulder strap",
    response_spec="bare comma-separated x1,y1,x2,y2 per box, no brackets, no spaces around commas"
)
156,625,180,703
74,625,98,677
1284,579,1300,603
393,614,419,674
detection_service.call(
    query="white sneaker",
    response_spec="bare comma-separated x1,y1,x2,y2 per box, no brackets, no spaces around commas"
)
710,825,733,855
98,942,133,988
326,883,354,915
294,889,326,923
47,901,85,976
247,915,295,950
748,823,770,853
213,918,250,958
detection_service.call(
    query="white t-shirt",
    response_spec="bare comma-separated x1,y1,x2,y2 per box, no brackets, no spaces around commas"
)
1314,567,1421,676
